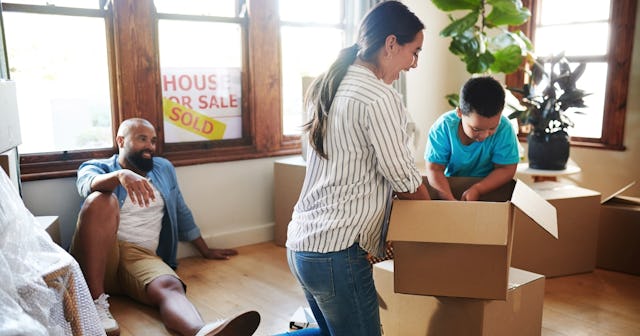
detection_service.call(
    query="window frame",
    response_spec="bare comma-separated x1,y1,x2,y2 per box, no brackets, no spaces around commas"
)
2,0,298,181
506,0,637,151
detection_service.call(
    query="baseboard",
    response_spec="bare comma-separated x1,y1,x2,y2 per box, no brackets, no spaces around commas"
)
177,222,275,259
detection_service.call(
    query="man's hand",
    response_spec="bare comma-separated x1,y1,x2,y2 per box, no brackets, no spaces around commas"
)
201,248,238,260
118,169,155,207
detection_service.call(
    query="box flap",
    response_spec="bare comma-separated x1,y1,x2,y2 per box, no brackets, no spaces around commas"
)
510,180,558,238
507,267,544,290
602,181,637,204
388,200,510,245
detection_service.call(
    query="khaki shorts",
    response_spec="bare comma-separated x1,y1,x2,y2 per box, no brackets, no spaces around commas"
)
72,239,184,305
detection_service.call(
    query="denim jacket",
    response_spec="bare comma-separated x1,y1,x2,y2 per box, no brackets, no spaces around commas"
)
77,154,201,269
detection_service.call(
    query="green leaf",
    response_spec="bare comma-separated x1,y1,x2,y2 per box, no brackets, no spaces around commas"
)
486,0,531,26
440,10,479,37
449,31,479,57
490,45,523,74
513,30,533,51
446,93,460,108
465,52,494,74
431,0,481,12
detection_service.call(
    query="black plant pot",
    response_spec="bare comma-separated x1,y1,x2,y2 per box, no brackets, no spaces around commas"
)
527,131,570,170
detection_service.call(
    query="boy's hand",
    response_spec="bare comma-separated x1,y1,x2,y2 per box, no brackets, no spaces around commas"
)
461,186,480,201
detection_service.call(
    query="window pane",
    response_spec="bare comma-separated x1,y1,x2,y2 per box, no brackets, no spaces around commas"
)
535,23,609,57
279,0,342,24
539,0,610,25
566,62,607,139
158,20,243,142
281,26,344,135
3,0,101,9
154,0,238,17
4,12,112,154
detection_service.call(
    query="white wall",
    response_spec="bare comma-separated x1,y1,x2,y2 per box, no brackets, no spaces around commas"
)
22,1,640,252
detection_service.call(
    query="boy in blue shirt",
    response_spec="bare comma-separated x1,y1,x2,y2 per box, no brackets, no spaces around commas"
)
424,76,519,201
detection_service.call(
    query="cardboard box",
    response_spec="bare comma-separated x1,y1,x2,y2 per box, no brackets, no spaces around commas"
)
273,157,306,247
374,260,545,336
511,182,601,277
387,177,556,300
597,182,640,275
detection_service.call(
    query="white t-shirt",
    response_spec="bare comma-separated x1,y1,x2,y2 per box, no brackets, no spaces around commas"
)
117,181,165,252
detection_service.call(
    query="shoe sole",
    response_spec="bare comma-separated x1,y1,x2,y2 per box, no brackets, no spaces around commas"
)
207,310,261,336
106,329,120,336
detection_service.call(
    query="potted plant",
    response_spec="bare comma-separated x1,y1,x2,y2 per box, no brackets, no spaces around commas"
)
431,0,533,106
507,52,590,170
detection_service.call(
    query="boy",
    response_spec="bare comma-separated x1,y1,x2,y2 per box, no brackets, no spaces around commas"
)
424,76,519,201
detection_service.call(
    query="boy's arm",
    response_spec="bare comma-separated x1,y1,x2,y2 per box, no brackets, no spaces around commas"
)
461,163,517,201
425,162,456,200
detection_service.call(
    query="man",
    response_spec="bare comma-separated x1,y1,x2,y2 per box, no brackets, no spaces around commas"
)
71,118,260,336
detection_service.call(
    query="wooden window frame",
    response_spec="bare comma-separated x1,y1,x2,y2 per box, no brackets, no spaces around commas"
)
3,0,299,181
506,0,637,151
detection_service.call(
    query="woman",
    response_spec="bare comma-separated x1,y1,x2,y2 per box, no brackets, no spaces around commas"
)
283,1,430,335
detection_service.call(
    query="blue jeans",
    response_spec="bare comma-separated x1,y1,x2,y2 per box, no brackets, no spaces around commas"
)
279,244,381,336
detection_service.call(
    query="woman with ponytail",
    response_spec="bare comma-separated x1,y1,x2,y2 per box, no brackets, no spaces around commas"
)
283,2,430,335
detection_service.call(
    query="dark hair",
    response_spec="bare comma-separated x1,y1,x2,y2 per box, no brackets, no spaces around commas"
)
303,1,424,159
458,76,505,118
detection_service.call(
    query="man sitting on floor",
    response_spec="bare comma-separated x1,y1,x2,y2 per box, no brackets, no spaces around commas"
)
71,118,260,336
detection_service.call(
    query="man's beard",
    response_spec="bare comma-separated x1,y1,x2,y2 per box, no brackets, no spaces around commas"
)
127,150,154,172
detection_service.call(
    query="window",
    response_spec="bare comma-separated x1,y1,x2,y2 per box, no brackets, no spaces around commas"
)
156,1,245,144
1,0,296,180
2,1,113,154
1,0,372,180
507,0,636,150
279,0,346,136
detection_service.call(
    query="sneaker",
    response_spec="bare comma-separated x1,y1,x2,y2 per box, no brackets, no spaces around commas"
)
195,310,261,336
94,293,120,336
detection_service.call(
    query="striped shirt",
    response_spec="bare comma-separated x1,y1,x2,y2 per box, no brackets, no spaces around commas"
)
286,64,423,257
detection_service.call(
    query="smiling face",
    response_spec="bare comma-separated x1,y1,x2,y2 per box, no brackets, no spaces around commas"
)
379,30,424,84
117,119,157,174
457,107,502,144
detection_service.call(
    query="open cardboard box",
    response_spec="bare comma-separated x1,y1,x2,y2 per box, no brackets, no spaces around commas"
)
387,177,557,300
374,260,545,336
511,181,601,277
597,181,640,275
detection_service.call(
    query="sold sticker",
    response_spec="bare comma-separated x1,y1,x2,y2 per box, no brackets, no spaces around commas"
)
163,98,226,140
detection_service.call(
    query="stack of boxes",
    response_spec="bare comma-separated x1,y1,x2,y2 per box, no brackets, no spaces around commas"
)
272,160,639,333
376,177,557,335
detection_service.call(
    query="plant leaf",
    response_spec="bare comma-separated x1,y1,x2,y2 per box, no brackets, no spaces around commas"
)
446,93,460,108
486,0,531,26
490,45,523,74
465,51,494,73
431,0,481,12
440,10,479,37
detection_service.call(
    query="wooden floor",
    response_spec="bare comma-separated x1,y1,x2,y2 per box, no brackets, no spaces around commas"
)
110,242,640,336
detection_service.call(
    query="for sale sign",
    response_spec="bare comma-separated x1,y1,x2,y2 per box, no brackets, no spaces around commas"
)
161,67,241,142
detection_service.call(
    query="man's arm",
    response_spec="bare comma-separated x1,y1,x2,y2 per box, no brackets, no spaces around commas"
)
461,163,517,201
190,236,238,260
90,169,156,207
425,162,456,200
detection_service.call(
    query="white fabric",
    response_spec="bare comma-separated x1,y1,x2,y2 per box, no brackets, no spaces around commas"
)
117,181,164,252
286,65,423,257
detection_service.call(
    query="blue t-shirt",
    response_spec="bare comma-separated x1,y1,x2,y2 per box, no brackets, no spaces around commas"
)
425,110,519,177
